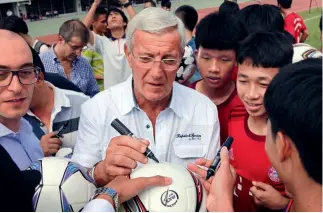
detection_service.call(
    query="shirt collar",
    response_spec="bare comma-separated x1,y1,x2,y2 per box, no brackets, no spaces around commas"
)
26,82,71,118
0,118,32,137
120,78,184,118
109,34,126,41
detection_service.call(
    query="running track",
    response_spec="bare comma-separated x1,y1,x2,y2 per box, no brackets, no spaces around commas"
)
36,0,321,44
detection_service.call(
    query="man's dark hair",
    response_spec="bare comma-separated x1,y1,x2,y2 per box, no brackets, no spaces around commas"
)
161,0,171,9
219,1,240,16
237,31,293,67
59,19,89,43
277,0,293,9
175,5,198,32
107,7,128,29
144,0,157,7
0,15,28,34
195,13,243,51
264,58,322,184
93,6,107,21
236,4,284,36
320,15,322,32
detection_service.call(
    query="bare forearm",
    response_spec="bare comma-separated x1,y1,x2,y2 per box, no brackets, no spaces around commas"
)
84,2,99,28
125,5,136,19
300,30,309,43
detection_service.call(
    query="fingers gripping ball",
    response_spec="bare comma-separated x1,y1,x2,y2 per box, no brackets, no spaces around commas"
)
118,163,207,212
176,45,197,84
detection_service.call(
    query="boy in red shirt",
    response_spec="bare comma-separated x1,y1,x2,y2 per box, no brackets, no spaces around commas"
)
278,0,309,43
189,13,246,144
228,31,294,211
189,31,294,211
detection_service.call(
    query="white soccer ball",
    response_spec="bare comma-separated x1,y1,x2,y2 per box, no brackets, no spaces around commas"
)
176,45,197,84
293,43,322,63
28,157,96,212
119,163,207,212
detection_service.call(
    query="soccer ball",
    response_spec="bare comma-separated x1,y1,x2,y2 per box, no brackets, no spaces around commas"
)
28,157,96,212
293,43,322,63
176,45,197,84
119,163,207,212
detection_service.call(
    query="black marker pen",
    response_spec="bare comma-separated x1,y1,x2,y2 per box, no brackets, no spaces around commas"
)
205,136,234,180
53,122,68,138
111,119,159,163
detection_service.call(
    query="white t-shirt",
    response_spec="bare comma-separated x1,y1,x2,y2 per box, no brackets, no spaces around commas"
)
93,32,132,89
33,40,50,54
72,77,221,168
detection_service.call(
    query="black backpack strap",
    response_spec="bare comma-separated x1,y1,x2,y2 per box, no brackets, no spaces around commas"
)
23,114,46,140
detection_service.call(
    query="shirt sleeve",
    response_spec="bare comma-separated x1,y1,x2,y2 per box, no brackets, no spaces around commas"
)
82,199,115,212
93,32,105,56
85,64,99,97
205,105,221,161
72,100,102,168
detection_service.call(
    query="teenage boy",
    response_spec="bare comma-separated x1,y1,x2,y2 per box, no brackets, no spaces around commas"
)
189,31,294,211
206,59,322,212
277,0,309,43
189,13,245,144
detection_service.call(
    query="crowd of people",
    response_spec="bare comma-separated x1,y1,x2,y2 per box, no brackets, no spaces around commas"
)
0,0,322,211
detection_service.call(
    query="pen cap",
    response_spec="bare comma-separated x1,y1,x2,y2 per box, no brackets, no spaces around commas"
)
111,119,132,135
223,136,234,149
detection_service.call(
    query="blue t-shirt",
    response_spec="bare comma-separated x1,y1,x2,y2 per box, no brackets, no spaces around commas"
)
187,37,201,84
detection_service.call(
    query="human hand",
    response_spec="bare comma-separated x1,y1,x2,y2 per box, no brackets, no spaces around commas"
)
119,0,129,4
93,0,102,7
94,136,149,185
250,181,290,210
207,147,236,212
40,132,63,156
187,158,213,193
105,175,172,204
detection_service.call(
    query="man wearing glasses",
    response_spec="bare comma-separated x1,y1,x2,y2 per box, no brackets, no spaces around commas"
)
72,8,220,187
40,19,99,97
0,30,44,170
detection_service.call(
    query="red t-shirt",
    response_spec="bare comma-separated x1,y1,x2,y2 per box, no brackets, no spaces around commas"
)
228,115,285,212
189,81,246,144
232,65,238,81
284,12,307,43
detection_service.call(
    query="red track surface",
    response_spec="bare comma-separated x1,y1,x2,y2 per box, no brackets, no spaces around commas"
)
36,0,321,44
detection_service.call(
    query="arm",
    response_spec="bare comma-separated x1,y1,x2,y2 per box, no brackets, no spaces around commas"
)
300,28,309,43
83,0,102,46
120,0,136,19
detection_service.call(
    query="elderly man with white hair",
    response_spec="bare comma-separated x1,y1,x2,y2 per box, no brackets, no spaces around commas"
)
72,8,220,188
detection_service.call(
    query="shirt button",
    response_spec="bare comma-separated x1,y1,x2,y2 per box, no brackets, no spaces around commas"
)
40,122,44,127
146,124,150,129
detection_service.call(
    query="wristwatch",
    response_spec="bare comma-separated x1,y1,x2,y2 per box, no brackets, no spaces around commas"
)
123,2,132,8
92,187,120,210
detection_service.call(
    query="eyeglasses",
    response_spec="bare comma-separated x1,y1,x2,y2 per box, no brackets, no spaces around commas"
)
66,42,84,52
0,65,40,87
131,52,180,71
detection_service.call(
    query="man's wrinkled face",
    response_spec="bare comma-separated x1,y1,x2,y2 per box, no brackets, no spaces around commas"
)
59,36,86,61
125,29,183,102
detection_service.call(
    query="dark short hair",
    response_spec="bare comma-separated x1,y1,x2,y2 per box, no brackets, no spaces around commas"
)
107,7,128,28
144,0,157,7
277,0,293,9
320,15,322,32
94,6,108,21
161,0,171,9
0,15,28,34
264,58,322,184
195,13,243,51
175,5,198,32
237,31,293,68
219,1,240,16
236,4,284,35
59,19,89,43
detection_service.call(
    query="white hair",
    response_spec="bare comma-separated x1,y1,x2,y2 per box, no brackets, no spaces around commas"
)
126,7,186,51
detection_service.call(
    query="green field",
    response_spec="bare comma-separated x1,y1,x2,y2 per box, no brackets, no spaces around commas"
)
299,8,322,50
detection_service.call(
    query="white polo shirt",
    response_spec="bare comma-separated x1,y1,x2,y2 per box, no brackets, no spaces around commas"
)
72,77,221,168
93,33,132,89
24,82,90,148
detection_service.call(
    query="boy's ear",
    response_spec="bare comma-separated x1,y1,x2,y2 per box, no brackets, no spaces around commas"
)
194,49,199,58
